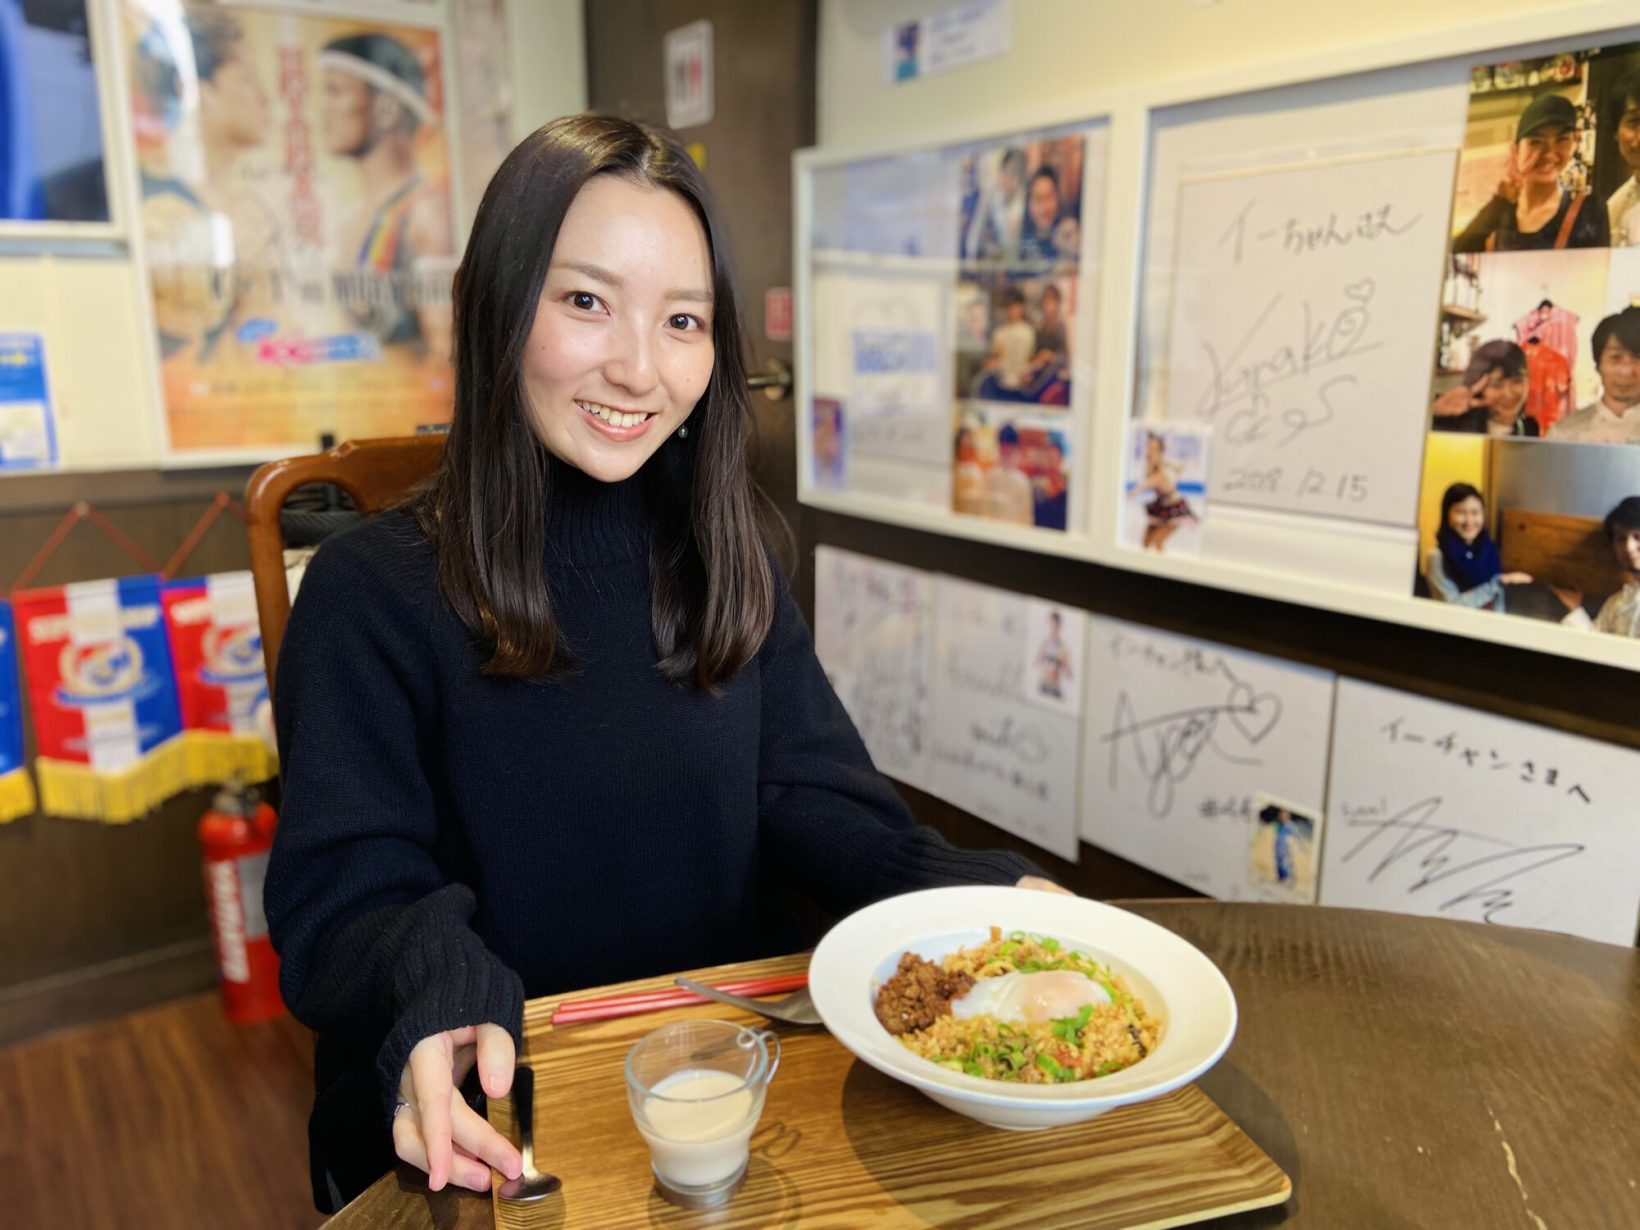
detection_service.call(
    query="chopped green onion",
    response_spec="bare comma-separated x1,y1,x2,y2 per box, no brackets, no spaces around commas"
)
963,1061,984,1077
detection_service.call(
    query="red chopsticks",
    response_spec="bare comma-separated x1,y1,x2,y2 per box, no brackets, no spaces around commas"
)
550,972,808,1025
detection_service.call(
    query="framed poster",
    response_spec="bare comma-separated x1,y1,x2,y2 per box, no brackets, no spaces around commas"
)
117,0,457,459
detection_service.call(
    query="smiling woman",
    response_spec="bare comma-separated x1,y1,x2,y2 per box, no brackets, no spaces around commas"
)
262,114,1050,1215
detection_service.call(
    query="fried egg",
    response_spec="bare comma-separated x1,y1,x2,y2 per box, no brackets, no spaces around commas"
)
949,969,1111,1024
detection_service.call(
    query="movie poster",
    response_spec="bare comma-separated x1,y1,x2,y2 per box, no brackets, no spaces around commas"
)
120,1,456,456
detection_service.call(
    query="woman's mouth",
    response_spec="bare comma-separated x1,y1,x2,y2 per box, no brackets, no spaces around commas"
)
577,400,659,440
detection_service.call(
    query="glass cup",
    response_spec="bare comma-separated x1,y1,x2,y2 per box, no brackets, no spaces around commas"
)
624,1019,781,1209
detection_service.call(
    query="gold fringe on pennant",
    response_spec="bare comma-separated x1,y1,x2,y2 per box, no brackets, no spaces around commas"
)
0,767,35,824
36,735,192,824
181,730,278,789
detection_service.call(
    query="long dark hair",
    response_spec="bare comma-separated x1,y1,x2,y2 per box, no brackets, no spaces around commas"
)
1436,482,1502,591
411,115,773,686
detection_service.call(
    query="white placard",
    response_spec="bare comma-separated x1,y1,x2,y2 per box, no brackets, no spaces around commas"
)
1164,148,1456,527
663,19,714,129
1081,617,1334,901
926,576,1085,861
1321,679,1640,945
812,547,934,792
885,0,1010,86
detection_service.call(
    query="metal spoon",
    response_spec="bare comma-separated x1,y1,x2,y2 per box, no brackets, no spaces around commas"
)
497,1065,561,1202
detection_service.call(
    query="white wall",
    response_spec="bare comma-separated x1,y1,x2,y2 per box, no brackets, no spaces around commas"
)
509,0,588,140
819,0,1590,147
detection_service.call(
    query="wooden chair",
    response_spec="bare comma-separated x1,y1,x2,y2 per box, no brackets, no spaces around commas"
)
245,435,446,692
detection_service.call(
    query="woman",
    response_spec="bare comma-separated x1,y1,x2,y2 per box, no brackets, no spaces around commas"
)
1139,432,1194,551
1430,340,1541,437
265,116,1052,1211
1422,483,1532,610
1017,166,1062,263
1453,93,1608,252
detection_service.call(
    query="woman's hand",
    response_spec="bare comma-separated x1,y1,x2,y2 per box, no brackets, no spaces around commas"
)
1432,373,1491,417
1497,145,1526,203
1501,571,1534,585
1549,584,1584,611
1017,874,1073,895
395,1023,523,1193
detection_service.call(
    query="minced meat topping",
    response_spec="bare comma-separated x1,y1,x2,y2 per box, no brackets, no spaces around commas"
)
872,952,975,1036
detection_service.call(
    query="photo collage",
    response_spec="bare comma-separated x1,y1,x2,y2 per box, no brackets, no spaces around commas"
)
1418,41,1640,641
951,131,1084,531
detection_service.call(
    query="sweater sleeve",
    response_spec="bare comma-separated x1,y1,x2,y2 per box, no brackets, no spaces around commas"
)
264,532,523,1120
1423,547,1505,610
1452,194,1512,254
756,565,1042,913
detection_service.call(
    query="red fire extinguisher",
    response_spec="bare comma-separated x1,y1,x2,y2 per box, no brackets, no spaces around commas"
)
199,778,285,1024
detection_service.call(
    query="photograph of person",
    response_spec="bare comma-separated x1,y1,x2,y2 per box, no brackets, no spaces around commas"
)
1421,482,1532,611
958,131,1083,269
1414,435,1638,627
1121,426,1205,556
1430,339,1541,436
1598,65,1640,244
950,412,1071,531
1549,305,1640,442
955,276,1074,406
1033,610,1074,701
319,31,455,361
0,0,109,223
811,397,845,489
1453,91,1608,252
1431,248,1609,437
1249,799,1319,903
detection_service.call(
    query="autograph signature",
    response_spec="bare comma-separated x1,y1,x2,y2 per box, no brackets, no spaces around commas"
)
1101,681,1282,817
1339,797,1584,923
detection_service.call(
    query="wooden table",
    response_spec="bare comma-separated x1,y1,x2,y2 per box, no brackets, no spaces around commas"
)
320,900,1640,1228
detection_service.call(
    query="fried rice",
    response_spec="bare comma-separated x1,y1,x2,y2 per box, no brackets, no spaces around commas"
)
891,926,1161,1084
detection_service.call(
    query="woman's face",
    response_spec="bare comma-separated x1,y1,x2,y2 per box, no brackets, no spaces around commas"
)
1447,495,1486,543
1516,123,1575,183
1028,175,1060,233
1482,369,1528,418
522,175,715,483
1145,436,1162,464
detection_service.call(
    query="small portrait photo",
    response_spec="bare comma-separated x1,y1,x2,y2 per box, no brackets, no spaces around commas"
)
810,397,846,489
890,19,920,83
1249,794,1320,903
957,131,1085,270
1121,423,1206,556
1021,599,1084,717
954,274,1075,406
952,410,1071,532
1450,49,1608,253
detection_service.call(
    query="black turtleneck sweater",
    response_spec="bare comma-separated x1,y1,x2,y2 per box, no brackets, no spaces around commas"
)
264,462,1039,1206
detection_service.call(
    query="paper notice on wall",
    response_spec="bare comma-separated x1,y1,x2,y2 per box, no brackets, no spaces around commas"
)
664,19,714,128
0,333,58,470
926,575,1085,861
1321,678,1640,945
886,0,1011,86
813,547,934,791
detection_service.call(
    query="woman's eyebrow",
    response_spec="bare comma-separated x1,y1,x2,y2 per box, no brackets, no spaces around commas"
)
551,260,711,303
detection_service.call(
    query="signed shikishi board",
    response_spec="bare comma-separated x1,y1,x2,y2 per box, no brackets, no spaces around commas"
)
490,954,1292,1229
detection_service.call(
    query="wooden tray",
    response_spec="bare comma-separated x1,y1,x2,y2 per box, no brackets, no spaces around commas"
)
491,957,1290,1229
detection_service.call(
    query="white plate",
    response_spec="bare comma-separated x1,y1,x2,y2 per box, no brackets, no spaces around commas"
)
808,885,1237,1130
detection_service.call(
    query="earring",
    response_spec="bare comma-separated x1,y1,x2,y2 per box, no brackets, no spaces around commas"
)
677,425,689,439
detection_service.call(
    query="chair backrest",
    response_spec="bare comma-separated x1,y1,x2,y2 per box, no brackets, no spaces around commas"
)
245,434,445,692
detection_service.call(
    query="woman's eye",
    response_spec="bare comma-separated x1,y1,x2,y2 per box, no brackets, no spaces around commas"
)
669,313,704,331
569,292,600,311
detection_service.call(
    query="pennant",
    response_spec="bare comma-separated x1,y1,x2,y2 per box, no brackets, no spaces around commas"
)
14,576,188,822
162,572,276,786
0,601,36,823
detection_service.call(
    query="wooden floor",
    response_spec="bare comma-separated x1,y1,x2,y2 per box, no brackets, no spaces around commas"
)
0,992,325,1230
